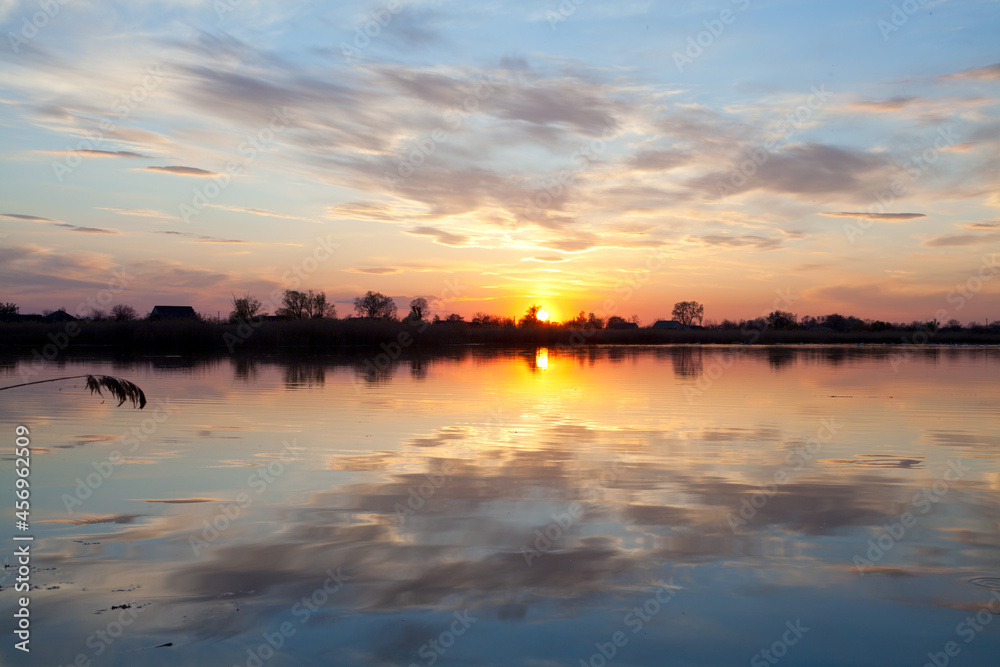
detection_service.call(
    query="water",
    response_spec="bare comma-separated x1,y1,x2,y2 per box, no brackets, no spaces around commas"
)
1,347,998,666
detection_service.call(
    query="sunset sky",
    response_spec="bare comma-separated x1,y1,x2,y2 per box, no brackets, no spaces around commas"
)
1,0,998,323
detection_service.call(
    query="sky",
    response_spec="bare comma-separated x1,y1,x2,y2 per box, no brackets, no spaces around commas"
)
0,0,998,324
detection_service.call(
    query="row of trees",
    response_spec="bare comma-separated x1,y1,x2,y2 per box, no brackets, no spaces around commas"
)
5,295,998,332
719,311,1000,334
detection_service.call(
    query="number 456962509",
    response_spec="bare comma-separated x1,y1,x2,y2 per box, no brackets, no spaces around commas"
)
15,426,30,527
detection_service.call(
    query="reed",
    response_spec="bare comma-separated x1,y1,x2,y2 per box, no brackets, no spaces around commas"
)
0,374,147,408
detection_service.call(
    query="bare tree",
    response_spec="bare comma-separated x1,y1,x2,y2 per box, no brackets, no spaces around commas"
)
230,293,264,322
409,297,429,320
276,290,334,319
111,304,138,321
671,301,704,326
353,291,397,319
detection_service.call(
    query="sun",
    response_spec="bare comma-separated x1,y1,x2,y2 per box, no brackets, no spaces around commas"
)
536,309,550,322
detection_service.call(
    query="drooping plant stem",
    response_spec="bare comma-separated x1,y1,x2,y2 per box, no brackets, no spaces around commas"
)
0,374,147,409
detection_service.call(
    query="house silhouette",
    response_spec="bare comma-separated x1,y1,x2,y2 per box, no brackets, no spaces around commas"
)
149,305,198,320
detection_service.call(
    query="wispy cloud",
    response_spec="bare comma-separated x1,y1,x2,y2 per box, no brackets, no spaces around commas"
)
344,267,402,275
820,212,926,221
1,213,58,222
145,166,218,177
405,226,471,247
923,232,1000,248
209,205,312,221
152,231,248,244
41,149,148,158
849,96,916,111
689,234,783,251
99,207,175,219
938,63,1000,82
523,255,569,263
54,223,120,235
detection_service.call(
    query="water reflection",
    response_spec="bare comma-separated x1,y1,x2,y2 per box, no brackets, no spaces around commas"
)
1,347,998,666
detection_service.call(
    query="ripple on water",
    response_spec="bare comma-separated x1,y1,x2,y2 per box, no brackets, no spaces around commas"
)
968,577,1000,592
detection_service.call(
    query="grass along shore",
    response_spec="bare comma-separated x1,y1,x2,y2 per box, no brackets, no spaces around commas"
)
1,318,999,355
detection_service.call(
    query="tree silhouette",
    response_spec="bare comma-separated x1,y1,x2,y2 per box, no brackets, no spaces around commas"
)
671,301,704,326
230,293,263,323
111,304,138,321
409,297,429,320
353,291,397,319
276,290,335,319
518,304,543,327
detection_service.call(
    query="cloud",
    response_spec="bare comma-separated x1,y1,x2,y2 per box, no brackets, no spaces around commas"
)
344,267,402,275
523,255,569,263
938,63,1000,82
966,222,1000,230
848,97,916,111
1,213,58,222
41,149,148,158
693,144,890,199
54,223,120,234
145,165,218,176
326,202,413,222
923,232,1000,248
99,207,175,219
152,231,248,244
820,212,926,221
405,226,471,247
2,212,118,234
209,205,312,221
627,149,689,171
688,234,783,250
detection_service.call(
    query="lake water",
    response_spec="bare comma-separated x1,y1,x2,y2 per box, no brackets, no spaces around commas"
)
1,346,998,666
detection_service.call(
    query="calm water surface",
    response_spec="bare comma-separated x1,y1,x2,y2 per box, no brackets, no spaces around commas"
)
1,347,998,666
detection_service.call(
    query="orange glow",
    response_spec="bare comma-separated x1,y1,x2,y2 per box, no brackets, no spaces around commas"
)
537,309,550,322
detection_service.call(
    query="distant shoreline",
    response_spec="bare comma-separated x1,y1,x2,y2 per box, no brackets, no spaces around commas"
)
1,319,999,356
